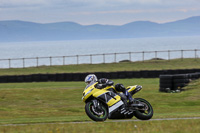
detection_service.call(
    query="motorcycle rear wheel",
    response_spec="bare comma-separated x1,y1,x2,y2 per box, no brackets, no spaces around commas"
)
134,98,153,120
85,101,108,121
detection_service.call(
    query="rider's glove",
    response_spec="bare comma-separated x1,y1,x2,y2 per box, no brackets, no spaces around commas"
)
95,84,107,89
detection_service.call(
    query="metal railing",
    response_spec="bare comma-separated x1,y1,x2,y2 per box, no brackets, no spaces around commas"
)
0,49,199,68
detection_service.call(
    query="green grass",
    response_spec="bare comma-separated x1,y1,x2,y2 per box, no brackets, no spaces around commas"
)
0,58,200,75
1,119,200,133
0,78,199,125
0,58,200,132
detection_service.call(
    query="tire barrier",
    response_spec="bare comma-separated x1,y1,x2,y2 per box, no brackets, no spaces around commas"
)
159,72,200,92
0,69,200,83
159,75,173,92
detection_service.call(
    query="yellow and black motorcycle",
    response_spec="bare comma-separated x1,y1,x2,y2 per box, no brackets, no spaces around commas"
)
82,82,153,121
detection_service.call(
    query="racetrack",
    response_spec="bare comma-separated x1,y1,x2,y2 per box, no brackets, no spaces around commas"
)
1,117,200,127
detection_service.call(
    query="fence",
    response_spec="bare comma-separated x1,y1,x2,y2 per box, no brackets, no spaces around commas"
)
0,49,200,68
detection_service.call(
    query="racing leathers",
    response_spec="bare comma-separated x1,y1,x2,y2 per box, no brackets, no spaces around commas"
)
95,78,134,104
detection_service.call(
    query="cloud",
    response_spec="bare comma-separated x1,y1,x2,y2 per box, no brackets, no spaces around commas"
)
0,0,200,25
64,0,162,7
0,0,46,5
67,7,200,16
1,0,199,10
0,0,162,8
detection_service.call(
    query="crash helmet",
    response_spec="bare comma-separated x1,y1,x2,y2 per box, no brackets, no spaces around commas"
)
85,74,97,85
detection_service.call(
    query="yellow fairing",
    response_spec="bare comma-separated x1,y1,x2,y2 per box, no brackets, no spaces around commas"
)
82,83,98,102
93,89,108,98
93,86,121,107
127,85,137,93
106,95,121,106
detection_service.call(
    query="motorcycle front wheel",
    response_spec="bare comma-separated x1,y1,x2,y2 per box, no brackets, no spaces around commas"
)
134,98,153,120
85,101,108,121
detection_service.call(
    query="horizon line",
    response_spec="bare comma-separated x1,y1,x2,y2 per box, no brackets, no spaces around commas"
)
0,15,199,26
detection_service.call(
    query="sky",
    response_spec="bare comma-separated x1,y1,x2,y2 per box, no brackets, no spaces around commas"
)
0,0,200,25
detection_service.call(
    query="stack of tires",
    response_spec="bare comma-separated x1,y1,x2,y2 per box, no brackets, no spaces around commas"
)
159,75,174,92
159,72,200,92
173,74,190,91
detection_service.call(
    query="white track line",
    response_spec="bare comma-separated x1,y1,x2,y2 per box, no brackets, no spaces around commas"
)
1,117,200,126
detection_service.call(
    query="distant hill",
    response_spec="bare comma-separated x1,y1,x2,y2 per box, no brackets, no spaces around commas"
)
0,16,200,42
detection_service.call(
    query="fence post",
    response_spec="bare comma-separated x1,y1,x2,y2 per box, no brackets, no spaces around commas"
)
114,53,116,63
8,59,11,68
23,58,25,68
195,49,197,59
142,51,144,62
90,54,92,64
129,52,131,61
36,57,39,67
50,57,52,66
168,50,170,61
103,54,105,63
63,56,65,65
77,55,79,65
181,50,183,60
155,51,157,59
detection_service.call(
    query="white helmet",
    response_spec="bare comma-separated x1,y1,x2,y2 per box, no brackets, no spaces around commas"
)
85,74,97,85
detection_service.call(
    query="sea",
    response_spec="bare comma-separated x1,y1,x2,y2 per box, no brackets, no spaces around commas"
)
0,36,199,68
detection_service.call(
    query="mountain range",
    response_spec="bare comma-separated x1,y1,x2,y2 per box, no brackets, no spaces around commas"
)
0,16,200,42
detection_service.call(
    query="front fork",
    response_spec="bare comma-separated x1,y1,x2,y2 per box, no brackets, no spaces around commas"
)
92,99,103,111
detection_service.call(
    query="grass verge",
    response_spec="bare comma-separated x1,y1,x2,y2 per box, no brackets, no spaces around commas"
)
1,119,200,133
0,78,199,125
0,58,200,75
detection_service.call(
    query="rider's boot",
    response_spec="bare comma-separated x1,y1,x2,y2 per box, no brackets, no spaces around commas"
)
125,91,135,106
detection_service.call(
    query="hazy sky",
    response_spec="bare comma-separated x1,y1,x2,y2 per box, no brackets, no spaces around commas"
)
0,0,200,25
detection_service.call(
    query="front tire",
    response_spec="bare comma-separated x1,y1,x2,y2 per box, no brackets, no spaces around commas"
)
85,101,108,121
134,98,153,120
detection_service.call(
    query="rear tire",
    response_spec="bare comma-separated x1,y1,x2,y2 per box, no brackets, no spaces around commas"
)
134,98,153,120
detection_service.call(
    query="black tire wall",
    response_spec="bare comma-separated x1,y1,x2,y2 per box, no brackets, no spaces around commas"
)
0,69,200,83
159,72,200,92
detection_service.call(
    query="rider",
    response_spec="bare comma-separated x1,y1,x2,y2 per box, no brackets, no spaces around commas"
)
84,74,134,104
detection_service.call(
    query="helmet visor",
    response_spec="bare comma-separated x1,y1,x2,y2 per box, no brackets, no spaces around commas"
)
85,81,91,85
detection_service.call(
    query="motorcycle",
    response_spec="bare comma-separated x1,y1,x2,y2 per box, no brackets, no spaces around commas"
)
82,82,153,121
